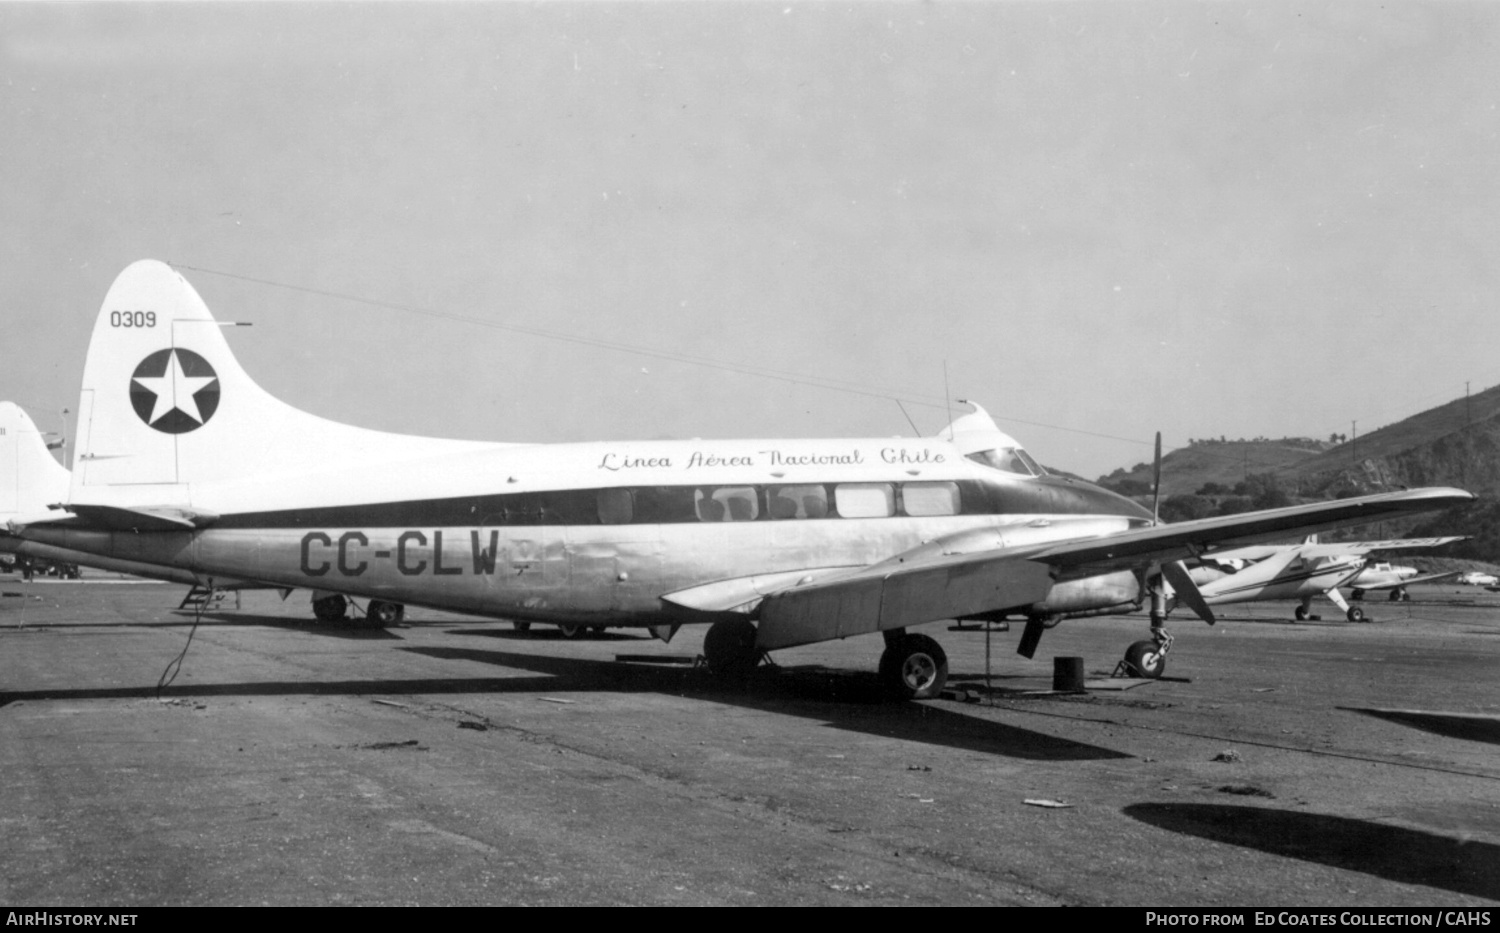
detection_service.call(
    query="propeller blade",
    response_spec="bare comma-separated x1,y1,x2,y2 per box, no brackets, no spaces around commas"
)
1151,431,1163,525
1161,560,1215,626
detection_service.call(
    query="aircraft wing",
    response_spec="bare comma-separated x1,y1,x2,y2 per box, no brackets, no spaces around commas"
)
757,486,1472,650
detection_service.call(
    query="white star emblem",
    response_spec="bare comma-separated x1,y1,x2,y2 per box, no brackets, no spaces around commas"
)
133,349,219,426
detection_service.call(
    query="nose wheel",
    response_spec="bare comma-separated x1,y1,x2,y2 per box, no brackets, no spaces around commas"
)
1120,639,1167,678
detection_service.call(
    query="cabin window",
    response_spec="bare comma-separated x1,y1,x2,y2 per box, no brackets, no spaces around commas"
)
900,481,960,516
597,488,633,524
696,486,759,522
834,483,894,518
768,485,829,520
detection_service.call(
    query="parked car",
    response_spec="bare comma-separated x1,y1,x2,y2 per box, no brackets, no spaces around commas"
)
1457,571,1499,586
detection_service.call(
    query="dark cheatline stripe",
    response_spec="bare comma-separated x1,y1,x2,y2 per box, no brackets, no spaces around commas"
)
211,476,1149,530
1213,562,1363,598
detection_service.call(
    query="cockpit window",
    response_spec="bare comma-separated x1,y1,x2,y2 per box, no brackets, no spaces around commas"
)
966,447,1045,476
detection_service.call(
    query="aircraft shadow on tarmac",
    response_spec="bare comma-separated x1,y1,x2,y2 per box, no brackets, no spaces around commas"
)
1124,803,1500,901
0,644,1130,762
0,610,408,640
399,644,1131,762
1339,707,1500,745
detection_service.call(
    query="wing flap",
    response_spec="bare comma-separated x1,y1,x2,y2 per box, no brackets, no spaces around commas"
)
757,555,1054,650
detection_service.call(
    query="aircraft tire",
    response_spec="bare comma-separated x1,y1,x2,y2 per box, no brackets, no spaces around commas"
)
312,594,348,623
367,600,404,627
1294,605,1310,622
1351,589,1365,601
513,621,532,634
879,634,949,700
1346,606,1367,623
703,618,761,679
1388,589,1403,602
558,623,585,639
1122,640,1165,679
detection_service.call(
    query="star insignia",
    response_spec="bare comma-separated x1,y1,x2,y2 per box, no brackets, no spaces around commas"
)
129,349,221,434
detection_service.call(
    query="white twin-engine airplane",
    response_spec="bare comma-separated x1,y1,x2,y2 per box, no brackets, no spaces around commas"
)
1174,537,1465,624
4,261,1475,698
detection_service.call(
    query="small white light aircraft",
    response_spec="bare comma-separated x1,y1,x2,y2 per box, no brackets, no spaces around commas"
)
1175,537,1464,623
4,262,1475,697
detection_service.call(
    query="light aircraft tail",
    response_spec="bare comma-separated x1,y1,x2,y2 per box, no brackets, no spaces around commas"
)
0,402,71,521
70,261,496,503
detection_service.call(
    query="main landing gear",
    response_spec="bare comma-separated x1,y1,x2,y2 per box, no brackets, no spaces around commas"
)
702,618,762,678
879,629,949,699
1303,591,1369,623
311,593,406,628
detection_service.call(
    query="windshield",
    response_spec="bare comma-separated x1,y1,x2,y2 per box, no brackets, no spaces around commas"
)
965,447,1045,477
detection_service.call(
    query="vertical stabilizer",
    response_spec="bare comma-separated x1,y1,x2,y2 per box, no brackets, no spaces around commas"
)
0,402,71,519
71,261,494,505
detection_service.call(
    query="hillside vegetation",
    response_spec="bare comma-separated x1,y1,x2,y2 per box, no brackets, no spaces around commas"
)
1092,383,1500,560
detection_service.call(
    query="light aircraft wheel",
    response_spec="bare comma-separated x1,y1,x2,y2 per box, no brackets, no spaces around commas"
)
1388,589,1403,602
367,600,404,627
558,623,585,639
703,618,761,679
1346,606,1367,623
312,594,348,623
1351,588,1365,601
1122,640,1165,679
513,621,532,634
879,634,949,700
1294,605,1310,622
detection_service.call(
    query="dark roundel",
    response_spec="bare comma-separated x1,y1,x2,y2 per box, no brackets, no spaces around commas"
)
129,348,221,434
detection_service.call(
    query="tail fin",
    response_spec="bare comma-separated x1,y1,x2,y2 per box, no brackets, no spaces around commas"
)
0,402,71,520
71,261,494,503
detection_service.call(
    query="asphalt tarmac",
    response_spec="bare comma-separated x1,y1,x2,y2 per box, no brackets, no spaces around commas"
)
2,573,1497,906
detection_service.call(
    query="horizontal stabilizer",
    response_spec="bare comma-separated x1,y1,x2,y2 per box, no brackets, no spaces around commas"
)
58,504,219,532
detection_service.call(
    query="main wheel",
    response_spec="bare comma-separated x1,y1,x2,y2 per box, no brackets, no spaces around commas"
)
1388,588,1403,602
1351,588,1365,601
312,594,348,622
367,600,404,626
1123,640,1166,679
558,623,585,639
879,633,949,700
1294,605,1310,622
1346,606,1367,623
703,618,761,678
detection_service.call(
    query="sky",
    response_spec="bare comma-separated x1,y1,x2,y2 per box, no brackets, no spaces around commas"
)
3,2,1498,480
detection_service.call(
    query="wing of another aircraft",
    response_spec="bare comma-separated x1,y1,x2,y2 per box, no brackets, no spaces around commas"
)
1205,536,1464,564
1353,569,1464,591
757,487,1471,649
